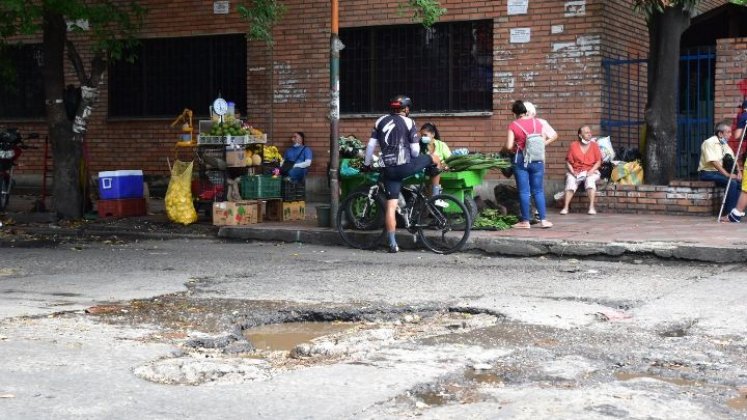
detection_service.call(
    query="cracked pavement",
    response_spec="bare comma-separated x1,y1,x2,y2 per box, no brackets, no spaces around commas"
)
1,239,746,419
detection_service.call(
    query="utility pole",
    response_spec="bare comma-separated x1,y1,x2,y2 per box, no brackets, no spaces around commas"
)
329,0,343,227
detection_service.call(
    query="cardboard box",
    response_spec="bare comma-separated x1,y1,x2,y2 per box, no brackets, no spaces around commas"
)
225,147,246,167
264,199,283,222
282,201,306,221
212,200,259,226
98,170,144,199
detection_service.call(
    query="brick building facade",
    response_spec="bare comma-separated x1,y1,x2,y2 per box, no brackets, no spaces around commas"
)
4,0,740,206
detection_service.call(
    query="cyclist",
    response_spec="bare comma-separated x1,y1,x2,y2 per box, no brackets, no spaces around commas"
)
363,94,439,253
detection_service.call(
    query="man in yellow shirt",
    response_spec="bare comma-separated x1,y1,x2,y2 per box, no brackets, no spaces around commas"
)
698,121,742,217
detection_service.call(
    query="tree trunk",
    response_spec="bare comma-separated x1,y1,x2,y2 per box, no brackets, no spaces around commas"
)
42,11,82,219
643,5,691,185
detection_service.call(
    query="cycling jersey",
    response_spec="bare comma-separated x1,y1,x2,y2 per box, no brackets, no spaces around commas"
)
368,114,419,167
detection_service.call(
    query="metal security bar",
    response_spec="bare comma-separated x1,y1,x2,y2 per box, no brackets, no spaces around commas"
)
601,55,647,154
340,20,493,114
0,43,45,119
602,49,715,179
677,46,715,179
109,34,247,118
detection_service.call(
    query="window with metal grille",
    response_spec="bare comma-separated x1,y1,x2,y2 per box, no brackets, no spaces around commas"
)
109,34,246,118
0,43,45,119
340,20,493,114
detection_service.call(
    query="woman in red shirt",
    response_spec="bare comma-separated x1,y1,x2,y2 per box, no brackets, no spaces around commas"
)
505,100,553,229
560,125,603,215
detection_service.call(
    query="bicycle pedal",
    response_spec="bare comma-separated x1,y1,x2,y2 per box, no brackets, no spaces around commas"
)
412,234,417,243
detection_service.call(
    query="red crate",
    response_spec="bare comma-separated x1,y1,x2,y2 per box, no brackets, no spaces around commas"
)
97,198,146,218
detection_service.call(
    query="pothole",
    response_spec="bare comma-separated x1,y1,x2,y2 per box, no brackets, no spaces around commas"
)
659,319,698,338
243,321,359,352
122,301,502,386
615,371,704,387
401,365,505,409
727,387,747,411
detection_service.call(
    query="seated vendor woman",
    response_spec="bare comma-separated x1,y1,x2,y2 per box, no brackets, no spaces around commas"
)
282,131,312,183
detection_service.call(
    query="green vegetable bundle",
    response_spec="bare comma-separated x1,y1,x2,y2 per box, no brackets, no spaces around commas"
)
339,135,364,158
444,153,511,172
472,209,518,230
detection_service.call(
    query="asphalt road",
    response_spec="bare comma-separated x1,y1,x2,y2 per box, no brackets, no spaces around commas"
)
1,238,746,419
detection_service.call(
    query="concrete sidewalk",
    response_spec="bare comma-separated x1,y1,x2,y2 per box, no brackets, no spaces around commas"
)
219,209,747,263
2,194,746,263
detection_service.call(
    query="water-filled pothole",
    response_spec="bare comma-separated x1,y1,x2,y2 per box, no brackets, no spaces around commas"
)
243,321,359,351
727,389,747,411
615,371,702,387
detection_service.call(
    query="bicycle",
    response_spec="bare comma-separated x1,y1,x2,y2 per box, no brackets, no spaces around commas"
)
0,128,38,212
336,168,471,254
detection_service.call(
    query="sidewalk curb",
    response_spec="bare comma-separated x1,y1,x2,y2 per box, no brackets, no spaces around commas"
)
217,226,746,263
2,226,216,242
4,222,743,263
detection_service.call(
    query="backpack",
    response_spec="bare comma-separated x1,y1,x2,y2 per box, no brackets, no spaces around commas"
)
513,119,545,166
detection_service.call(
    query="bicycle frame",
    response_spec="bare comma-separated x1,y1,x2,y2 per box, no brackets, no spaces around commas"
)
339,166,471,254
370,180,450,233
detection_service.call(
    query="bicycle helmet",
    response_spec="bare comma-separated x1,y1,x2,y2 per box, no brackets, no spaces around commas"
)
389,94,413,112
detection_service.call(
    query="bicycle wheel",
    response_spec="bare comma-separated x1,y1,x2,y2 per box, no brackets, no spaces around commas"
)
416,194,471,254
0,177,10,211
347,185,385,230
337,190,386,250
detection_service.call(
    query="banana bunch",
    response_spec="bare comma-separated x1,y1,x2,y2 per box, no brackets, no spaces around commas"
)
264,145,282,162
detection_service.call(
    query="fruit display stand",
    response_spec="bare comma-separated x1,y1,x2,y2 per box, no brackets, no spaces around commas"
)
192,120,267,216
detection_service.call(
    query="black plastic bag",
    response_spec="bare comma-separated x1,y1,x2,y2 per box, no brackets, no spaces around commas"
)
599,161,614,180
499,152,515,178
723,154,737,173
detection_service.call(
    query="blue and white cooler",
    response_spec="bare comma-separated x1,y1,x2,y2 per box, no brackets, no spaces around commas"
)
98,170,144,200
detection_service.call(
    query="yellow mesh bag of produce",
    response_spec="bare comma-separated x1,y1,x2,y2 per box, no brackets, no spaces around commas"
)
165,160,198,225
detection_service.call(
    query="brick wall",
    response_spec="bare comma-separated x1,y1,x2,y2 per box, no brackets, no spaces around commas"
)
3,0,732,200
715,37,747,125
563,180,724,216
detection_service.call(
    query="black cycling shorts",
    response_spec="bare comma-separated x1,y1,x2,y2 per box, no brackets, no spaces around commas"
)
381,154,434,200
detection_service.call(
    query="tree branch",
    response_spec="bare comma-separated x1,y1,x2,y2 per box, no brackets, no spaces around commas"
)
65,40,88,84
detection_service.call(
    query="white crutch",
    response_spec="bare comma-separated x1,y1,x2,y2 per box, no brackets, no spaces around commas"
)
717,119,747,222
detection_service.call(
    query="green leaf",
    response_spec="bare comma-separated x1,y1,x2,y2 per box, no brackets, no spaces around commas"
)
237,0,286,46
398,0,446,27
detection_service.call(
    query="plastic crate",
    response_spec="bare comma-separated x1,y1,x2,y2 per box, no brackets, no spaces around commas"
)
97,198,146,218
194,170,226,201
240,175,281,199
281,179,306,201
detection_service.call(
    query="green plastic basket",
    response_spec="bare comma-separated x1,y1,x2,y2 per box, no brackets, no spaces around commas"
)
440,169,487,189
240,175,281,199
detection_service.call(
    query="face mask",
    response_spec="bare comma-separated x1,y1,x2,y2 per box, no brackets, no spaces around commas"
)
581,139,590,145
293,142,301,147
421,136,431,144
719,137,728,145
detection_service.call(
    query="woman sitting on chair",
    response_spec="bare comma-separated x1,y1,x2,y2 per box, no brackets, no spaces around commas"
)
282,131,312,183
